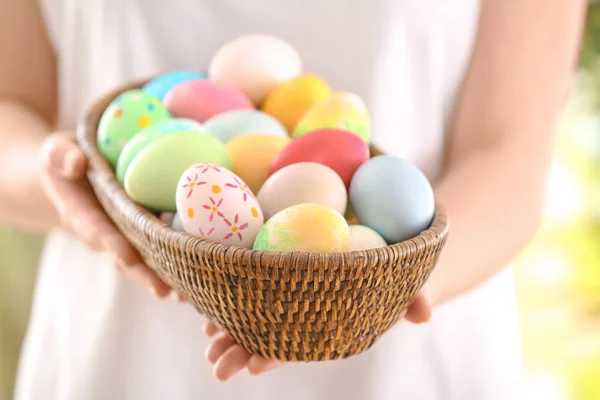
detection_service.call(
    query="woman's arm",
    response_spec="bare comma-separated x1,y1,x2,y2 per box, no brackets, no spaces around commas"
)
0,0,59,232
428,0,588,304
0,0,174,298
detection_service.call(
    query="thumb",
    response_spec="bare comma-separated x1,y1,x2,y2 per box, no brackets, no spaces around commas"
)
42,131,88,180
405,287,433,324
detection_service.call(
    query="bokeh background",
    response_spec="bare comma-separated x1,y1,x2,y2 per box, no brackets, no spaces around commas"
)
2,6,600,400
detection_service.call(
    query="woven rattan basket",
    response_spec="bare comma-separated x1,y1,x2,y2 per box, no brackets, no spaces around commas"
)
77,81,450,362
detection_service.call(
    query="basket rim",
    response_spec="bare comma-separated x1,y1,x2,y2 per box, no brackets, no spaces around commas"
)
77,80,450,267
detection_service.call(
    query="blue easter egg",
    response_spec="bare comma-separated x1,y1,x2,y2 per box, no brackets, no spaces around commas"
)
143,70,207,101
204,109,288,143
349,155,434,244
171,213,184,232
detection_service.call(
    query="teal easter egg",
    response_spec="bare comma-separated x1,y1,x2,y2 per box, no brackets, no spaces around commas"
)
349,156,434,244
143,70,207,101
204,109,288,143
97,90,171,167
253,203,350,253
124,131,231,212
115,118,206,184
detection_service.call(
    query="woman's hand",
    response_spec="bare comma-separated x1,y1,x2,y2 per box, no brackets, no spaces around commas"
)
204,320,284,382
204,287,432,382
40,131,176,299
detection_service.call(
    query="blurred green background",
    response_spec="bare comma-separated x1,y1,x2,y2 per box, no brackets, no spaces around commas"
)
2,5,600,400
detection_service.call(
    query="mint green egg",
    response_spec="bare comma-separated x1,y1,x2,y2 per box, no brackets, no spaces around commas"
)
124,131,231,212
97,89,171,167
115,118,206,184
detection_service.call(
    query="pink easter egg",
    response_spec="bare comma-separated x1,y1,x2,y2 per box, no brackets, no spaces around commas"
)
164,79,254,123
175,163,264,249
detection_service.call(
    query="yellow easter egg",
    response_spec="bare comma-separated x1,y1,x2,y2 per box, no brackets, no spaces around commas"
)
253,203,350,253
226,134,291,194
262,74,332,133
293,91,370,143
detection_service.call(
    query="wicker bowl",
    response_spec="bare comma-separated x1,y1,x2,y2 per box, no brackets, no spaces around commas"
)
77,81,450,362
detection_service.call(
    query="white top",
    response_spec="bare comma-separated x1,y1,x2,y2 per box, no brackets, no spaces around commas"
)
16,1,525,399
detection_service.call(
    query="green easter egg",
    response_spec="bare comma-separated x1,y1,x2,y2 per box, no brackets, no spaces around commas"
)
115,118,206,184
97,89,171,167
293,92,370,143
124,131,231,212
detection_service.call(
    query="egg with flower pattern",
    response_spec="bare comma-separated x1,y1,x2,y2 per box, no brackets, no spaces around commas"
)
97,89,171,167
175,163,264,249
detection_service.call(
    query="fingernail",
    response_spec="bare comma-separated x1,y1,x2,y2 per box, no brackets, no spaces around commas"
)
170,291,181,302
149,286,161,299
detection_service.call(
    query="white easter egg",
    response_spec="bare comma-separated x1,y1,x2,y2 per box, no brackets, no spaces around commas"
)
348,225,388,251
175,163,264,249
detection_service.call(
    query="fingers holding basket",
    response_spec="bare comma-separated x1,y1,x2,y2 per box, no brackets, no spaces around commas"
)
404,287,432,324
41,131,172,299
204,321,284,381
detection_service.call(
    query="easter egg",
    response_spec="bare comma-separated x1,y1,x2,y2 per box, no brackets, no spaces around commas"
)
171,213,184,231
164,79,253,123
349,156,435,244
262,74,332,133
143,70,207,101
209,34,302,105
257,162,347,220
97,90,170,167
204,109,288,143
116,118,206,184
176,163,264,249
270,128,369,188
253,203,350,253
294,92,370,143
348,225,388,251
124,132,231,212
226,134,290,194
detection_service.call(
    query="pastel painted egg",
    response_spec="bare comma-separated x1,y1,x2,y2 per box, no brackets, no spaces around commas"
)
164,79,253,123
270,128,370,188
257,162,347,220
176,163,264,249
349,156,435,244
294,92,370,143
262,74,332,133
226,134,290,194
124,132,231,212
348,225,388,251
97,90,171,167
143,70,207,101
204,109,288,143
209,34,302,105
253,203,350,253
171,213,184,231
116,118,206,184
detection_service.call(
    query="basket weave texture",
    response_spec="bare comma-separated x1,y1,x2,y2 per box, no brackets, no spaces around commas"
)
77,82,450,362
